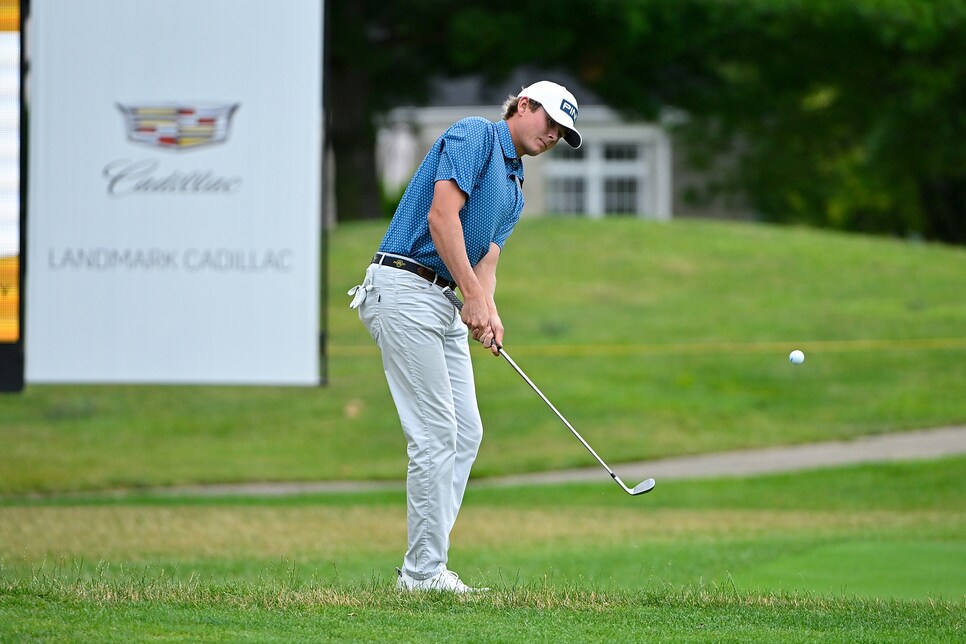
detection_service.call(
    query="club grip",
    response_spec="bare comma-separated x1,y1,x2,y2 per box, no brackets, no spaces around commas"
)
442,287,463,311
443,287,503,352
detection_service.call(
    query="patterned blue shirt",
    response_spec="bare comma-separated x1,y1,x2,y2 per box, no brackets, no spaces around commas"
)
378,117,525,282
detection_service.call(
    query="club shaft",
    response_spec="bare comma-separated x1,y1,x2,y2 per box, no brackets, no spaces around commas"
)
496,348,617,478
440,287,618,479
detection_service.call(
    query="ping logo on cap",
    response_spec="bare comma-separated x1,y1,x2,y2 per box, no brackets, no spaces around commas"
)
560,99,578,122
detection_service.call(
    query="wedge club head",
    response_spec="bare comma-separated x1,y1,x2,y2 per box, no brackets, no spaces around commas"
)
614,475,656,496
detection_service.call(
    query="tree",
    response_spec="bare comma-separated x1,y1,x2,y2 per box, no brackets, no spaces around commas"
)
565,0,966,243
329,0,966,243
327,0,452,220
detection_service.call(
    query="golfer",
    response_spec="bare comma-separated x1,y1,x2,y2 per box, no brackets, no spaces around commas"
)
349,81,581,592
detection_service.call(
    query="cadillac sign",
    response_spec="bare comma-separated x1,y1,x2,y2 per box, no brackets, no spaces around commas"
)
116,103,240,150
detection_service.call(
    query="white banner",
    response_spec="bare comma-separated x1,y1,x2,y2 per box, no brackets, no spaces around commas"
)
26,0,323,384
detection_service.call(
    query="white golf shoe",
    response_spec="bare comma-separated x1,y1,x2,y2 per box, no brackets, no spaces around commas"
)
395,566,488,593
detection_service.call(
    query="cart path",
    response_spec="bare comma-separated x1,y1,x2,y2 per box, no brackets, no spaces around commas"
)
483,424,966,489
132,425,966,498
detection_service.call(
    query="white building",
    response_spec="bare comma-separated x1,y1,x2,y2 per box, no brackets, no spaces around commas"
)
376,74,673,220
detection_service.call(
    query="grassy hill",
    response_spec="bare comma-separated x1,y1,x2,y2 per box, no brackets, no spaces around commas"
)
2,218,965,493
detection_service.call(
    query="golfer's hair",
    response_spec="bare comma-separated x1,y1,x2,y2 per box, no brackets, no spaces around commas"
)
502,93,542,120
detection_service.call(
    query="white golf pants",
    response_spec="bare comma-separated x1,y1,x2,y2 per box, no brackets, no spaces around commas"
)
355,262,483,580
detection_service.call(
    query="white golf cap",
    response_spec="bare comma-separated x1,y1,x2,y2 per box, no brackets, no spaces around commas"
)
519,80,582,148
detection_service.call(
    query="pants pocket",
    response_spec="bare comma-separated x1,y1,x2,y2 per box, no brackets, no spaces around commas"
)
359,290,381,343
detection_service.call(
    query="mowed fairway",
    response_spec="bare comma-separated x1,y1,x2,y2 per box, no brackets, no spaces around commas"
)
2,219,965,640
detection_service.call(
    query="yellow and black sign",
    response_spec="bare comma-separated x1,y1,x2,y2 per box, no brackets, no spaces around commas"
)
0,0,21,391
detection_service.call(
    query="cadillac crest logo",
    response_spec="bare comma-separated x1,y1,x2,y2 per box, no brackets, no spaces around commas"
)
116,103,240,150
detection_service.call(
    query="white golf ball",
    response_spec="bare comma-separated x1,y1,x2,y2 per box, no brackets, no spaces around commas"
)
789,350,805,365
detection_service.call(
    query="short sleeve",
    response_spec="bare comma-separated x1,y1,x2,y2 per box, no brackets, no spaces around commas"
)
434,118,492,197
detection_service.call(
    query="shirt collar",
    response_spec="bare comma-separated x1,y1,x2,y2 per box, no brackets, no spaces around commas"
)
496,119,524,178
496,119,517,161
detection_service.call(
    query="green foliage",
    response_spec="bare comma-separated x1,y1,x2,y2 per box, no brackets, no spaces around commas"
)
328,0,966,238
584,0,966,242
424,0,966,242
328,0,455,219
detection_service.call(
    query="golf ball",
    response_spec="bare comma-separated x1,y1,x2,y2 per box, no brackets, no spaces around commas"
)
789,350,805,365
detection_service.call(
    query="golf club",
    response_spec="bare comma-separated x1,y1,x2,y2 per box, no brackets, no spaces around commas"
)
442,287,655,496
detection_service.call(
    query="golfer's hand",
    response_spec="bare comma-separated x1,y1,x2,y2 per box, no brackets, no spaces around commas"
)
461,294,490,338
462,296,502,355
481,314,503,356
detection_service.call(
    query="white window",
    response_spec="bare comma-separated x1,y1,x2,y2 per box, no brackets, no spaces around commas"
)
604,177,638,215
553,145,585,162
603,143,638,161
543,122,671,220
546,177,586,214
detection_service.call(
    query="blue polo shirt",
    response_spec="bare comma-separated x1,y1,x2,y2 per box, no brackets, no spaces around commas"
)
378,117,525,282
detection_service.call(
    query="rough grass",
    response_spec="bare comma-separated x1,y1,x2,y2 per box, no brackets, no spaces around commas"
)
2,457,963,640
3,573,960,643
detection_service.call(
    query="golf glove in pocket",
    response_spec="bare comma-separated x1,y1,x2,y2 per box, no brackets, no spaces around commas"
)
347,284,373,309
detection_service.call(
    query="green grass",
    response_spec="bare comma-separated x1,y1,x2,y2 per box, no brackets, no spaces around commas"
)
1,218,964,640
2,458,964,641
3,457,964,593
2,582,960,643
2,219,965,494
739,541,965,600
